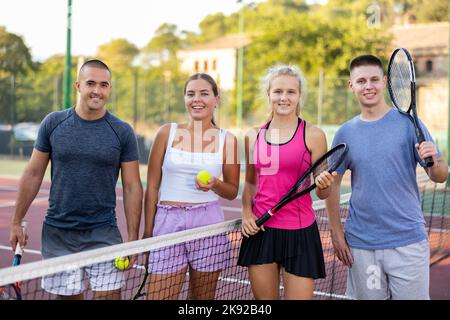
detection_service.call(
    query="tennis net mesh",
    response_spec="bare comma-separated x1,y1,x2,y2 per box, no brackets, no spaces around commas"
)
0,171,448,300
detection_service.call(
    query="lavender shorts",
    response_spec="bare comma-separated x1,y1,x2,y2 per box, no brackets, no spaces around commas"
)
149,201,231,274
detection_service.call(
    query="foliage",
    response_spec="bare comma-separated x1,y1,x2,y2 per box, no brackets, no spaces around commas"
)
223,0,391,124
0,26,34,77
0,27,35,123
96,38,139,72
0,0,447,129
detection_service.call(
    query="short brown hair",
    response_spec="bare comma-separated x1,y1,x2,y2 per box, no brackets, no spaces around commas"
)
349,55,384,74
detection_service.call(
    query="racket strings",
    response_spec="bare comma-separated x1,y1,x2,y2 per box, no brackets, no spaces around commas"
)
295,173,314,194
313,148,345,176
327,147,347,171
390,51,412,111
311,146,347,184
294,150,313,226
295,146,347,194
294,150,314,194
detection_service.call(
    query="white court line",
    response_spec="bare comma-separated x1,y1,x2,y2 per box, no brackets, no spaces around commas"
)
0,186,49,194
222,206,241,212
0,245,41,255
217,275,350,299
125,264,351,300
0,185,123,203
0,185,50,208
0,197,48,209
0,186,22,192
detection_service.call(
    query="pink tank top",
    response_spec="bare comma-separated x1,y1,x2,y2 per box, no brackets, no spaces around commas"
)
252,118,315,230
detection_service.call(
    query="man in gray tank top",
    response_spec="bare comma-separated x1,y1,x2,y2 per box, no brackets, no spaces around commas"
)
9,60,143,300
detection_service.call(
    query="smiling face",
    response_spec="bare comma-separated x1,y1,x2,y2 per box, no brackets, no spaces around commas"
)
268,75,301,117
349,65,386,109
184,78,219,122
76,66,112,113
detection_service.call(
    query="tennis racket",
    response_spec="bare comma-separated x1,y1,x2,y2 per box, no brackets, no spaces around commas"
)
255,143,348,227
131,253,149,300
387,48,434,167
1,220,28,300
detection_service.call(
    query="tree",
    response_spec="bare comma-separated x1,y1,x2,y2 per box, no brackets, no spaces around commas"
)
0,26,34,76
407,0,448,22
144,23,182,60
11,54,83,123
95,39,139,121
197,13,228,42
325,0,449,25
241,6,391,125
0,26,34,124
96,38,139,73
267,0,310,12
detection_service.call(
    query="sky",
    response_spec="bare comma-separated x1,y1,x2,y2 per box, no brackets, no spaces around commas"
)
0,0,267,61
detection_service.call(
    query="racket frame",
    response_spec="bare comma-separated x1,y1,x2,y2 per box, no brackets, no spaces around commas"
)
255,143,348,227
8,220,28,300
131,254,149,300
387,47,434,167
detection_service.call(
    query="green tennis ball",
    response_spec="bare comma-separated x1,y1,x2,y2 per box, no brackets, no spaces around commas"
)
115,257,129,270
197,170,212,184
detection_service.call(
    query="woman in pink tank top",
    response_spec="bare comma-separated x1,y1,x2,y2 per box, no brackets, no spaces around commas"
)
238,65,336,300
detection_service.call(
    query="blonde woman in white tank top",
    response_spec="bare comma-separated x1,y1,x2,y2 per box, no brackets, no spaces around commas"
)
144,73,240,300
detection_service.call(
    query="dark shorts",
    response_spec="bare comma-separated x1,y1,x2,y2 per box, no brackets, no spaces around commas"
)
237,220,326,279
41,223,124,295
41,223,123,258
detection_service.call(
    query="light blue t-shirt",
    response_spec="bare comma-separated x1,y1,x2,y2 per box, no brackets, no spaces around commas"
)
332,108,439,250
35,107,139,230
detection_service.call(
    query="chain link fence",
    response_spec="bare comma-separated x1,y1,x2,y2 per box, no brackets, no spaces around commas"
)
0,73,447,161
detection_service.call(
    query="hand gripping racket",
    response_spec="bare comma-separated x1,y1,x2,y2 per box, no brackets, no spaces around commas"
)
3,220,28,300
255,143,348,227
387,48,434,167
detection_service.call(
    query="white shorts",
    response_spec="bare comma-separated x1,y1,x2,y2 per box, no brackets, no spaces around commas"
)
346,239,430,300
41,223,125,296
41,260,125,296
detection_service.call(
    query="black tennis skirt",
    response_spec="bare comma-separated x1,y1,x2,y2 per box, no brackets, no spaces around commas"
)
237,220,326,279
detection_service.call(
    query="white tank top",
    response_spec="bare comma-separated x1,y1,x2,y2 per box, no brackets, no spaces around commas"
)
159,123,227,203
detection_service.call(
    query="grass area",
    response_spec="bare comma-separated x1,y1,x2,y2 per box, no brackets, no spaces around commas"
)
0,157,36,178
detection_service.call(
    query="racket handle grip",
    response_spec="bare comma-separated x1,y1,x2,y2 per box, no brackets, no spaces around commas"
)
14,220,28,256
415,125,434,168
255,211,273,227
424,156,434,168
14,244,23,256
12,255,22,266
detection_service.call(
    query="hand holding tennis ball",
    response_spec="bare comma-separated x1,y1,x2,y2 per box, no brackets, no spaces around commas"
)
196,170,212,185
115,256,130,270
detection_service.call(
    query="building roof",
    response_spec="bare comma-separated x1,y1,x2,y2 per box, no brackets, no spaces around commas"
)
183,34,252,51
390,22,449,53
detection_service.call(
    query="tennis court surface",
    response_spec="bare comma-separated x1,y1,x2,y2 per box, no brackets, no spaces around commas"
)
0,171,448,300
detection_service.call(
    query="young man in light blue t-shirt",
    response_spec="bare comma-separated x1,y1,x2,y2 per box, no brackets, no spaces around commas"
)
325,55,448,299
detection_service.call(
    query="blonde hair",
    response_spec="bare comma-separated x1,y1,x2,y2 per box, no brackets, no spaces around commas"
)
261,64,307,120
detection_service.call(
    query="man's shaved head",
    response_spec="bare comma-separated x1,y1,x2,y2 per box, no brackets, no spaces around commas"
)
78,59,111,80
